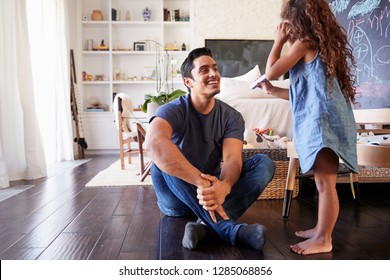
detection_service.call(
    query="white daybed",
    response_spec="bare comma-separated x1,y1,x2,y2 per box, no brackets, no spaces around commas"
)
217,65,293,140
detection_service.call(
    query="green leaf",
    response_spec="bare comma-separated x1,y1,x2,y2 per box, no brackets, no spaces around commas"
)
167,89,186,101
144,94,154,101
142,89,187,112
141,100,150,113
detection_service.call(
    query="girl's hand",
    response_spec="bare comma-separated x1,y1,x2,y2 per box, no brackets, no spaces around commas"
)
257,80,274,95
274,21,290,45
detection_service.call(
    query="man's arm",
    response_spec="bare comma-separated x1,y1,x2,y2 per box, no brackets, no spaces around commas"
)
197,138,243,217
144,117,210,189
220,137,243,190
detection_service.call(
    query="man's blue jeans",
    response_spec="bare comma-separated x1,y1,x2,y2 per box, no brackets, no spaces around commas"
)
151,154,275,246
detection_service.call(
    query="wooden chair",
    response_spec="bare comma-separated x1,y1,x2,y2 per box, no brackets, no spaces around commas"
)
282,108,390,218
136,122,152,182
114,94,137,170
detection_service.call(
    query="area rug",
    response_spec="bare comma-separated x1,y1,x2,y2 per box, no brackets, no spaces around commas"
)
85,157,153,187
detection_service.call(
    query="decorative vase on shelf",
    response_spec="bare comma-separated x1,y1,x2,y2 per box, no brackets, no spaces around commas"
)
146,102,159,122
143,8,151,21
91,10,103,21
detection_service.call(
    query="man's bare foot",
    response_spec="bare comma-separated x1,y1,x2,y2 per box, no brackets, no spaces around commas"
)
290,237,332,255
295,228,317,239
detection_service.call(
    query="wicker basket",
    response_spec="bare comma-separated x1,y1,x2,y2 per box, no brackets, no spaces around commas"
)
242,148,299,200
336,165,390,183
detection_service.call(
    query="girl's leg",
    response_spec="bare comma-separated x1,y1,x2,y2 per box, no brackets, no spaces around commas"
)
290,148,339,255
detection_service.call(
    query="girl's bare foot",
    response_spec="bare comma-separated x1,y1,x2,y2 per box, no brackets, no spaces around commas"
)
290,237,332,255
295,228,317,239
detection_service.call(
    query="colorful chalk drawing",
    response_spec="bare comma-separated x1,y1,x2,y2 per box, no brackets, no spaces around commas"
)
329,0,390,109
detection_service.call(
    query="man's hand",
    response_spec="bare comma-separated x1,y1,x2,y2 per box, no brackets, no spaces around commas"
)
197,174,230,223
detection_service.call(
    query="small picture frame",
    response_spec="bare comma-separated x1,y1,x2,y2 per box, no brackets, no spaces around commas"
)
134,42,146,51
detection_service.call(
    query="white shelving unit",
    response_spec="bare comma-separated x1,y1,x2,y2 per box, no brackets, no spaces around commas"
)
77,0,193,150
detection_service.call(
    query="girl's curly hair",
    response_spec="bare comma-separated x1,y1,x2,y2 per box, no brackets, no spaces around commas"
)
281,0,357,104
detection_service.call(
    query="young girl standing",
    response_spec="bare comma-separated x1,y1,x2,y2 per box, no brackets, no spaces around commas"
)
257,0,358,255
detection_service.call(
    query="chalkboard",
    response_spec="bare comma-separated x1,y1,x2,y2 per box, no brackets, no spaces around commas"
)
205,39,274,78
329,0,390,109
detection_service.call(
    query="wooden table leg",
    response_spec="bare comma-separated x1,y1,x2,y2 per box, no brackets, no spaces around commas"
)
141,161,152,182
282,157,298,218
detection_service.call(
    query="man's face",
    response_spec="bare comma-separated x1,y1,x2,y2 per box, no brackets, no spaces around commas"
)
184,55,221,97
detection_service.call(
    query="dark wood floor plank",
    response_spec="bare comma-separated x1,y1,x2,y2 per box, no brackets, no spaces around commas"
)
88,215,132,260
0,218,15,234
113,188,140,216
0,155,117,223
63,190,123,234
37,232,101,260
119,251,159,260
121,213,160,256
332,223,390,259
0,195,47,220
0,177,103,235
132,186,159,215
0,247,45,260
203,237,256,260
10,188,100,249
0,234,24,254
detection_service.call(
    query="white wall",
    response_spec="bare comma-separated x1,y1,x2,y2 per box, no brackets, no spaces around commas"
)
192,0,284,48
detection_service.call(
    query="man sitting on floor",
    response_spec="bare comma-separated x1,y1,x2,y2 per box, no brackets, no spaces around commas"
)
144,47,275,250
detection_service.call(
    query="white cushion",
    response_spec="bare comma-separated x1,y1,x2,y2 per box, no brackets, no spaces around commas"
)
232,64,260,81
219,78,273,99
218,65,290,99
113,93,136,137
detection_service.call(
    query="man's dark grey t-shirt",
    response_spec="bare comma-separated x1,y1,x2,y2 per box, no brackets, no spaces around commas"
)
154,95,244,174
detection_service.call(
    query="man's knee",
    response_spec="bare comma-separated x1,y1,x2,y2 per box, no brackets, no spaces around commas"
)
252,154,276,175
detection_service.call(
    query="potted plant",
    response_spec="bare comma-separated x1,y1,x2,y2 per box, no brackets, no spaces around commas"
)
141,89,186,114
140,40,187,118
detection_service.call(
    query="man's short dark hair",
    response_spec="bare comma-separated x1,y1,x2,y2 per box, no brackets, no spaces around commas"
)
180,47,213,81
